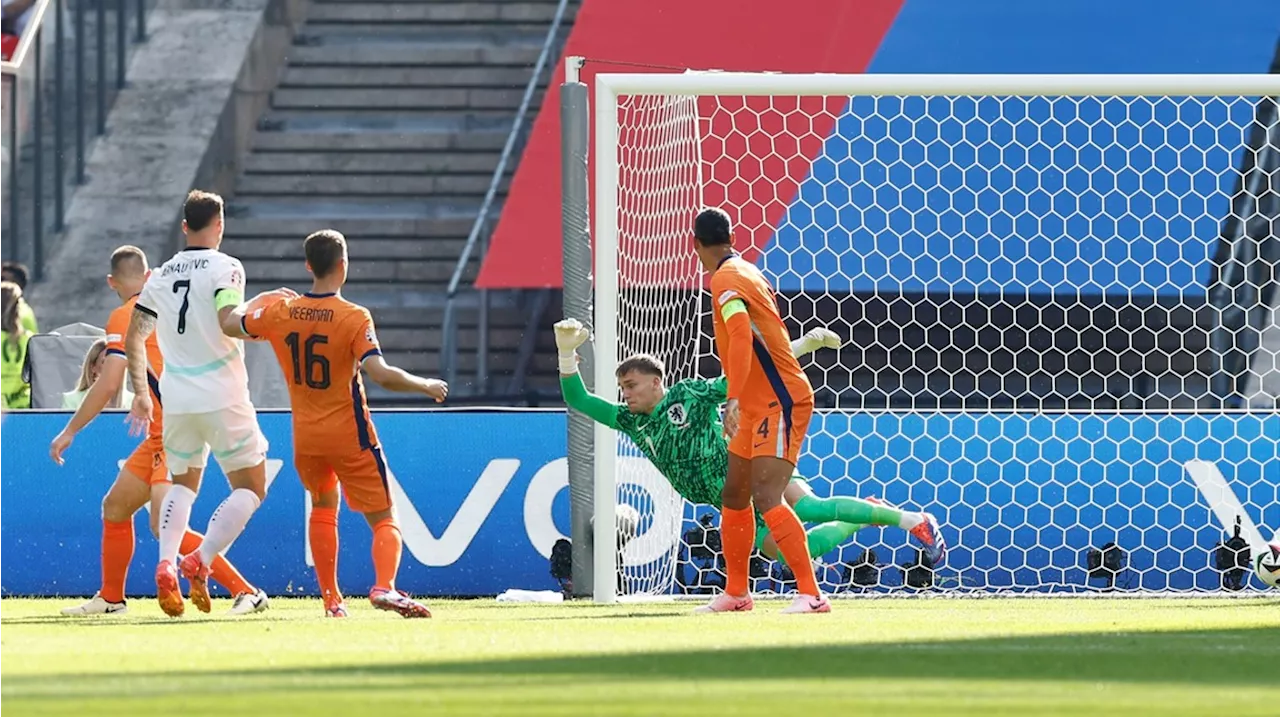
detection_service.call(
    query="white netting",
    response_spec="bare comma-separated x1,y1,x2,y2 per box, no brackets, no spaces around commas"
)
612,94,707,594
603,85,1280,596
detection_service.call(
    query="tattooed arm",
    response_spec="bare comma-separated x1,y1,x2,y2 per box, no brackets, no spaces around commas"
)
125,308,156,396
124,307,157,436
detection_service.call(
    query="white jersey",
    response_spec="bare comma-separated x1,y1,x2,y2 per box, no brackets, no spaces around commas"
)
137,247,251,415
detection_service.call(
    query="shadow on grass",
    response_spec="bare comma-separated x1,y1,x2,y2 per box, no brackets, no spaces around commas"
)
0,608,687,628
0,614,269,627
4,626,1277,701
487,609,687,622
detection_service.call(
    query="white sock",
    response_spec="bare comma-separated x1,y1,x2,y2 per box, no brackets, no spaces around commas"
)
198,489,262,564
158,484,197,564
898,512,925,531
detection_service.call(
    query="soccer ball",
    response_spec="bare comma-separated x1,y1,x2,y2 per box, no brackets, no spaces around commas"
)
588,504,641,548
1255,540,1280,589
615,504,640,544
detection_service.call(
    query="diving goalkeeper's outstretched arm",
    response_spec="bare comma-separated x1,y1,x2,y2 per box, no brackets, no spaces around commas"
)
555,319,622,429
555,319,840,423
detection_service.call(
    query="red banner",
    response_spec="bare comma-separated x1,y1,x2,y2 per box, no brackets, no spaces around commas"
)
476,0,904,288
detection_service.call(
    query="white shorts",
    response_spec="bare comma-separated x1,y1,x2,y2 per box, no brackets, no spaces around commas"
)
162,402,269,475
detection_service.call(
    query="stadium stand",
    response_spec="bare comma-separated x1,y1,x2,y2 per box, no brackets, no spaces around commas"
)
4,0,1276,409
222,0,576,404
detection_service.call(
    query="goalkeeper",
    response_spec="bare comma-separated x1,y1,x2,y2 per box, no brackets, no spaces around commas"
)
555,319,945,567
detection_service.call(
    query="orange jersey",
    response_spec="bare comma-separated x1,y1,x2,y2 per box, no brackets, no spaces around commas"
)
709,255,813,415
105,295,165,435
242,292,381,455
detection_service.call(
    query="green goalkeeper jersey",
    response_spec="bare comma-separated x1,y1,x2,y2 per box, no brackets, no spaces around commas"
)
561,372,728,506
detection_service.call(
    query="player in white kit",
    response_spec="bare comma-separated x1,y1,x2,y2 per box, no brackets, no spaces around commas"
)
124,190,289,617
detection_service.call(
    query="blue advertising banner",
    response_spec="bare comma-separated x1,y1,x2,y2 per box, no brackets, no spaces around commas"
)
2,410,1276,596
1,411,573,598
798,412,1279,592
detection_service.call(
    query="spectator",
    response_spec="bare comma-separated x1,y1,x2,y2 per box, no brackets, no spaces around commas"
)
2,280,32,408
0,0,35,35
62,337,133,409
1,261,37,333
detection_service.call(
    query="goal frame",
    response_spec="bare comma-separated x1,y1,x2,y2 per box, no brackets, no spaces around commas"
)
589,71,1280,603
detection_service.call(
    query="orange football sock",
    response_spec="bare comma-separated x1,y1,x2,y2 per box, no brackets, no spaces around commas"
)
720,505,756,597
210,555,253,597
309,507,341,603
371,517,402,591
100,519,134,603
178,528,203,558
764,504,820,596
180,529,254,596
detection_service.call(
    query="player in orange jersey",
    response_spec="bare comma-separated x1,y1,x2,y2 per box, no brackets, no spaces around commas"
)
50,245,269,616
220,229,448,618
692,208,831,614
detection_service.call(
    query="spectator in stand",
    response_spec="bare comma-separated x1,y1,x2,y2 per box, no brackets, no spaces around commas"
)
1,261,38,333
63,338,133,409
0,0,37,37
2,280,32,408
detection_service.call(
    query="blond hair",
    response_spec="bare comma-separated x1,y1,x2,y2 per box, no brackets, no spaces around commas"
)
75,338,126,408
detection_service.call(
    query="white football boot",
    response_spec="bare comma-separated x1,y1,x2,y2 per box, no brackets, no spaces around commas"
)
227,588,270,616
60,593,128,616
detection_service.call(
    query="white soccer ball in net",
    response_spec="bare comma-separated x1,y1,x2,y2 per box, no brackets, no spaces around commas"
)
590,504,642,547
615,504,641,545
1255,534,1280,589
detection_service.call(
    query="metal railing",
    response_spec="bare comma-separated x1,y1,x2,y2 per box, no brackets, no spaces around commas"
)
2,0,151,279
439,0,573,394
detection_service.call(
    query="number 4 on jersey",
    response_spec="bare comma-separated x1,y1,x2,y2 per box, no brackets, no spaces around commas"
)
756,417,770,441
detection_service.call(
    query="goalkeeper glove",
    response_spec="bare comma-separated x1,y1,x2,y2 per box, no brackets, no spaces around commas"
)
791,327,841,357
554,318,590,374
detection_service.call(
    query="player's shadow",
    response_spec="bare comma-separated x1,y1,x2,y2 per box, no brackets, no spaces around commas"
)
0,611,268,627
5,625,1277,702
0,614,229,627
495,608,688,622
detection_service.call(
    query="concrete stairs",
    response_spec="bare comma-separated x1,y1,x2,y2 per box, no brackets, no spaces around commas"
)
222,0,572,404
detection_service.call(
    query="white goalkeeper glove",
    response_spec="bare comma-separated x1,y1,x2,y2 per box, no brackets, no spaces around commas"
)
554,318,590,374
791,327,841,357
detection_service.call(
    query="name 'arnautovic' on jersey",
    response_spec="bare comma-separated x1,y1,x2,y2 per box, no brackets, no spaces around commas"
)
136,247,251,415
613,377,729,507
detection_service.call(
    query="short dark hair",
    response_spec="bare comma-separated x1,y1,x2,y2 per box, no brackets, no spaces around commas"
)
693,207,732,246
615,354,665,380
304,229,347,278
1,261,29,289
183,190,224,232
109,245,147,278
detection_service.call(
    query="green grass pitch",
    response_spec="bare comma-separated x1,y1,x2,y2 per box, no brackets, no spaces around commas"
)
2,596,1277,716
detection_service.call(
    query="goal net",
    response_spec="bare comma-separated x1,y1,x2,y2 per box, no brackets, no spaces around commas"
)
587,73,1280,601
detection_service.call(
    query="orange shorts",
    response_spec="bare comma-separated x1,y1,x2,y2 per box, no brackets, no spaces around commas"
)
728,401,813,466
295,447,393,514
122,433,169,485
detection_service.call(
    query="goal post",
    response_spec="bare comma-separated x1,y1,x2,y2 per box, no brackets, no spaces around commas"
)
584,71,1280,603
592,71,619,602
